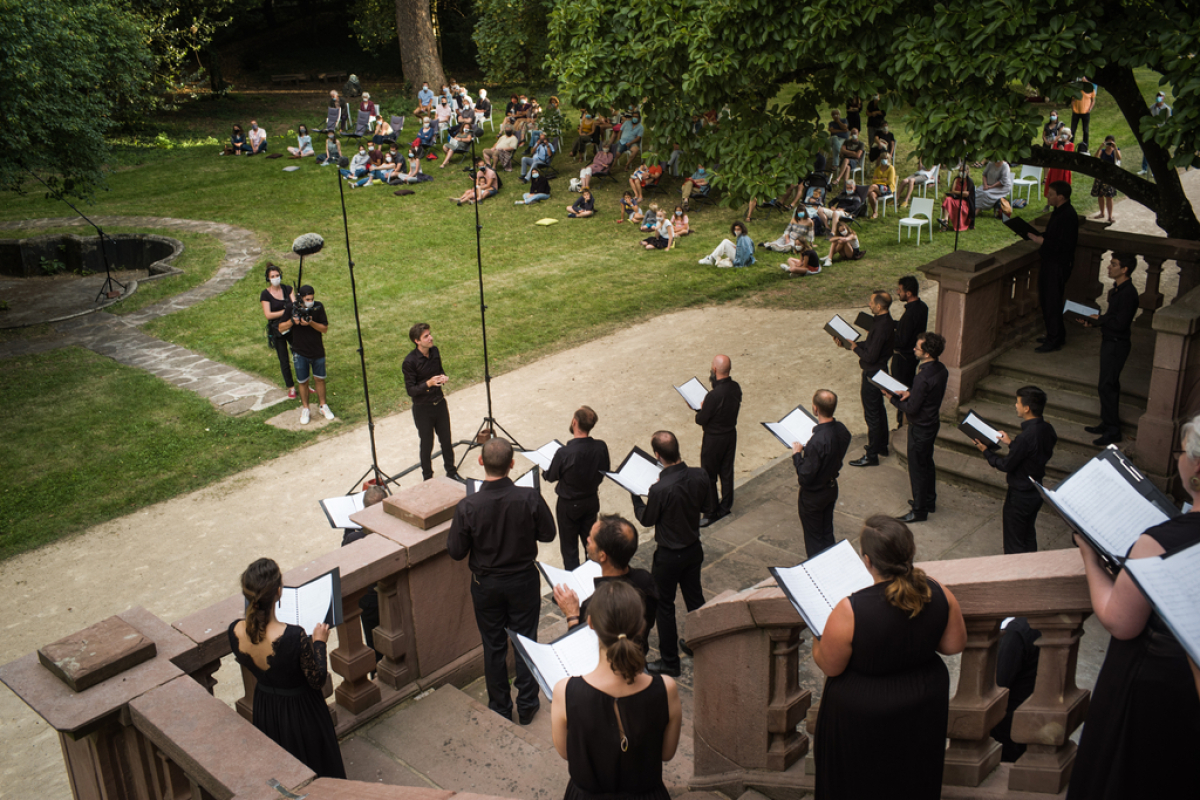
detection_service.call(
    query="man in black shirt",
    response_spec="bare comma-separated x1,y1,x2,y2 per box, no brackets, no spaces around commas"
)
631,431,716,677
835,290,896,466
545,406,611,569
892,276,929,428
1080,252,1139,446
277,284,334,425
974,385,1058,554
1029,180,1079,353
552,513,658,653
447,437,556,724
886,333,949,522
696,354,742,527
403,323,459,481
820,178,864,232
792,389,852,556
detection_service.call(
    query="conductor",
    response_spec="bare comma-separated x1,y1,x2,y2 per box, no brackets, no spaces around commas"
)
403,323,460,481
447,437,556,724
792,390,852,557
696,354,742,527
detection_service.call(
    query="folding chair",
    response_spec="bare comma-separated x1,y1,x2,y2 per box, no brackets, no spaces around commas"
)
318,106,341,134
342,110,371,139
390,116,405,140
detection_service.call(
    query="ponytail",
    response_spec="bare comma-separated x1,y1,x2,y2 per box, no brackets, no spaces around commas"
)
861,515,931,617
587,582,647,684
883,563,932,618
241,558,282,645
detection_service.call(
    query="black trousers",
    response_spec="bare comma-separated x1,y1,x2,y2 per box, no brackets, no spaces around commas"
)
1071,112,1091,150
412,401,455,480
271,332,294,389
700,431,737,516
799,483,838,557
908,422,939,512
652,543,705,669
890,352,918,425
1038,261,1068,346
1099,338,1131,435
556,495,600,570
861,371,890,456
470,568,541,717
1003,489,1043,555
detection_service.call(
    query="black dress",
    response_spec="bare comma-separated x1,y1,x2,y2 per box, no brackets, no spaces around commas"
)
227,622,346,779
1066,514,1200,799
564,674,671,800
815,579,950,800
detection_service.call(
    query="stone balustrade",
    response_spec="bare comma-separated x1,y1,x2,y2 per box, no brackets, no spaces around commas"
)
686,548,1092,799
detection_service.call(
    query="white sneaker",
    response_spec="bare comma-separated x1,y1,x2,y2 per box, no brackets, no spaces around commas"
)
320,404,335,420
780,264,791,272
699,255,715,266
300,407,311,425
822,257,833,267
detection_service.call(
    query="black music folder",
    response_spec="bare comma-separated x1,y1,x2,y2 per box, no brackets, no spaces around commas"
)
855,311,876,332
959,409,1002,451
1004,217,1039,241
770,540,874,638
825,314,861,350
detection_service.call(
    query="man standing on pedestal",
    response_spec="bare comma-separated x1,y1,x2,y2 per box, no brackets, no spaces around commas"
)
836,290,896,467
544,406,610,570
892,276,928,428
696,354,742,528
886,333,948,523
631,431,715,677
403,323,460,481
447,438,556,724
793,390,852,557
1080,252,1139,446
1029,181,1079,353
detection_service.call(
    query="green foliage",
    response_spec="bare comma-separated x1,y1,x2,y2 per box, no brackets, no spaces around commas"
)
473,0,552,84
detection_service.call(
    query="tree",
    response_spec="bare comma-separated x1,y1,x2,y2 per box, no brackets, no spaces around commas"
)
548,0,1200,239
395,0,446,89
473,0,552,85
0,0,155,198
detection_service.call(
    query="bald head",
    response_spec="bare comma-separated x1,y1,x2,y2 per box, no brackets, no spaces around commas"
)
711,355,731,378
651,431,680,465
481,437,514,477
813,389,838,419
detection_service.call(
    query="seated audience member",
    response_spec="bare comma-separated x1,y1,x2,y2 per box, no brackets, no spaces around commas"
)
763,207,814,252
351,153,397,188
618,191,640,224
897,159,937,208
415,82,436,116
829,109,850,141
359,93,378,119
638,203,660,233
328,90,346,131
474,89,492,124
393,150,429,184
248,120,268,155
230,124,251,155
483,127,519,172
523,98,546,147
869,124,896,164
782,246,823,276
671,205,691,237
416,119,438,154
440,126,475,168
835,130,865,185
867,156,897,218
315,132,341,165
288,124,314,158
372,117,394,146
344,74,362,103
940,170,976,231
456,102,476,131
642,212,675,250
504,94,519,123
680,164,713,210
384,153,410,184
572,113,598,160
515,168,552,204
818,180,865,232
976,160,1013,213
340,145,370,180
435,98,453,129
698,222,756,268
629,162,650,202
666,143,683,176
509,94,533,135
823,220,863,266
568,189,596,218
616,114,645,168
452,158,498,204
592,114,614,150
580,144,615,190
521,134,555,181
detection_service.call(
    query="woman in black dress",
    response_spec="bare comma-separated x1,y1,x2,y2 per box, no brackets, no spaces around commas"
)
260,264,297,399
813,515,967,800
551,581,682,800
228,559,346,779
1067,417,1200,799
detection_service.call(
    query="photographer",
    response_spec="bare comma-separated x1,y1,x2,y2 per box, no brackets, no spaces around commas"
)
277,285,334,425
260,264,297,399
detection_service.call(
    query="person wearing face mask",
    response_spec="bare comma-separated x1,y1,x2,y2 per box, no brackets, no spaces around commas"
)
260,264,298,399
1090,137,1122,223
1140,92,1171,176
440,123,475,169
484,126,520,172
416,118,438,155
865,93,886,142
579,144,615,190
1042,129,1074,212
247,120,268,155
351,152,393,188
315,132,341,166
435,97,453,129
616,114,644,169
571,112,598,160
695,355,742,528
869,123,895,165
516,169,552,204
835,129,865,186
698,222,755,268
671,204,690,237
680,164,711,210
866,156,897,219
276,285,334,424
1043,111,1065,146
763,207,814,252
340,146,370,181
415,82,436,116
520,133,555,182
287,124,314,159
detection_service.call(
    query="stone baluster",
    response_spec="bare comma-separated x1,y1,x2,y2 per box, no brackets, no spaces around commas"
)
373,571,418,690
1136,255,1166,327
1014,262,1037,318
765,626,810,770
188,659,221,695
1178,259,1200,298
1067,245,1105,307
235,663,257,723
943,617,1006,786
331,587,382,714
999,273,1017,327
1008,612,1090,794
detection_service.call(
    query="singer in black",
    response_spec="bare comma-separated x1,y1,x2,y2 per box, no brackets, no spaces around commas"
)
891,276,928,428
447,437,556,724
696,354,741,527
545,406,611,570
1028,181,1079,353
1080,252,1139,447
835,290,896,467
792,389,852,557
974,385,1057,554
631,431,716,678
403,323,460,481
886,333,948,523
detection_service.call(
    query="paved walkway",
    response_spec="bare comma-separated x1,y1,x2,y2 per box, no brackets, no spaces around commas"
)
0,216,288,414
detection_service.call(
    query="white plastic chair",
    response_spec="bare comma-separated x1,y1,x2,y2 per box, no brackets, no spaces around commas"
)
1012,165,1043,202
919,165,940,198
899,198,935,245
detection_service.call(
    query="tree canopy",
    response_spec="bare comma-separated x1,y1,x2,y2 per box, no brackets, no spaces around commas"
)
548,0,1200,238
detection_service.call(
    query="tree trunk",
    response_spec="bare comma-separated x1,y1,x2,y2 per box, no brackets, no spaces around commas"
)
394,0,445,91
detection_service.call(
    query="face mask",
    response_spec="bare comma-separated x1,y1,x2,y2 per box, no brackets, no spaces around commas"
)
881,159,889,166
851,134,858,140
632,118,640,124
531,172,539,178
1050,115,1057,122
304,300,314,309
797,211,806,219
675,211,682,216
270,276,281,287
251,124,257,130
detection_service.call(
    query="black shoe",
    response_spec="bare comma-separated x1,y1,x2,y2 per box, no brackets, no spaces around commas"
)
908,500,936,513
518,706,539,725
699,510,729,528
850,454,880,467
1084,424,1106,434
1034,342,1062,353
646,660,681,677
878,448,890,458
1037,336,1047,344
1093,433,1123,447
896,510,928,523
679,638,694,658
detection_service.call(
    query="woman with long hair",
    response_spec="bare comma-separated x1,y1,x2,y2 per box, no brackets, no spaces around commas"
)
260,264,297,399
287,124,314,159
551,581,682,800
813,517,966,799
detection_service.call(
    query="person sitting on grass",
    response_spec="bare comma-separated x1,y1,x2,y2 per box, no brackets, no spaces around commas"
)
618,191,640,224
384,153,410,185
230,124,251,155
351,153,395,188
287,124,314,159
393,150,428,184
440,125,475,169
762,207,814,252
580,144,615,191
638,203,660,233
248,120,268,155
484,126,519,172
340,145,370,181
822,220,863,266
451,159,498,205
671,205,691,237
642,212,675,250
897,158,936,209
568,189,596,218
698,222,756,268
515,168,552,204
316,132,341,166
782,246,823,276
866,156,897,219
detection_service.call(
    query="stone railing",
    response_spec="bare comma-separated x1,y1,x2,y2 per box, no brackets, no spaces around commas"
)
0,478,487,800
686,549,1092,799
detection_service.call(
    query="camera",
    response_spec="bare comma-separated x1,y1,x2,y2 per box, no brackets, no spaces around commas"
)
292,303,313,324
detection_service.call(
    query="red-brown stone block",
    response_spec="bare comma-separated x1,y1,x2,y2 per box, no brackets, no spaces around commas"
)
38,616,157,692
382,477,464,529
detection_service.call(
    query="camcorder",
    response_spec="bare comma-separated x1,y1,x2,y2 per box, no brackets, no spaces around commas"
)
293,301,320,324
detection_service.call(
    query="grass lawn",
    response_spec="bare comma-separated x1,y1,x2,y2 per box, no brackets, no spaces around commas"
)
0,71,1166,558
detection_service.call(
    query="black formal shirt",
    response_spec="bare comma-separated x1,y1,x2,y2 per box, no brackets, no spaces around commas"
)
446,477,556,576
895,298,929,354
985,417,1058,492
1039,202,1079,267
793,420,852,491
695,377,742,437
857,312,896,374
632,462,716,550
403,345,447,406
545,437,611,501
575,570,659,646
1096,280,1138,342
890,360,948,427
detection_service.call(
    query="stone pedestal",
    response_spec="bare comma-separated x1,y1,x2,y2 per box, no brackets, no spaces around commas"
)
383,477,463,529
332,588,382,713
38,616,157,692
943,617,1006,786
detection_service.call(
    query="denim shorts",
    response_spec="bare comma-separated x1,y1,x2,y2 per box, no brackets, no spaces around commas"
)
293,354,326,383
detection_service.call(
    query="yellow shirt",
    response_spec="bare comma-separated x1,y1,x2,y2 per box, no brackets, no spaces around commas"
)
1073,87,1096,114
872,164,897,193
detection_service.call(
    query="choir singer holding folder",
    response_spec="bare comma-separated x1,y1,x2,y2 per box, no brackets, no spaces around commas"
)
792,390,851,557
882,333,947,523
545,406,611,570
832,290,896,467
695,355,742,527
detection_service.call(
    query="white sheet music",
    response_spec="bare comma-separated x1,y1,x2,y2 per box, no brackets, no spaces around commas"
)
539,559,603,602
766,407,817,448
1125,542,1200,663
771,540,873,637
871,371,908,395
1045,458,1170,558
605,451,662,496
827,315,860,342
466,467,538,493
964,412,1002,443
518,440,563,471
276,572,334,636
513,627,600,700
1063,300,1100,317
320,492,365,529
675,377,708,411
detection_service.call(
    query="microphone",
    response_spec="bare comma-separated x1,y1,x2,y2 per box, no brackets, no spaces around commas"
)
292,233,325,257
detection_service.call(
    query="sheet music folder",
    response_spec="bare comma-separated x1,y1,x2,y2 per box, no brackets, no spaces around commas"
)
603,446,662,496
761,405,819,448
868,371,908,395
854,311,876,332
958,409,1002,451
508,624,600,700
674,377,708,411
1004,217,1040,241
1063,300,1100,322
272,568,344,636
769,540,874,638
466,467,540,494
1124,539,1200,665
1034,446,1179,568
824,314,861,350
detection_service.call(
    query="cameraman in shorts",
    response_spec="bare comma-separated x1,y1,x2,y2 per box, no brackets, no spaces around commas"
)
277,284,335,425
